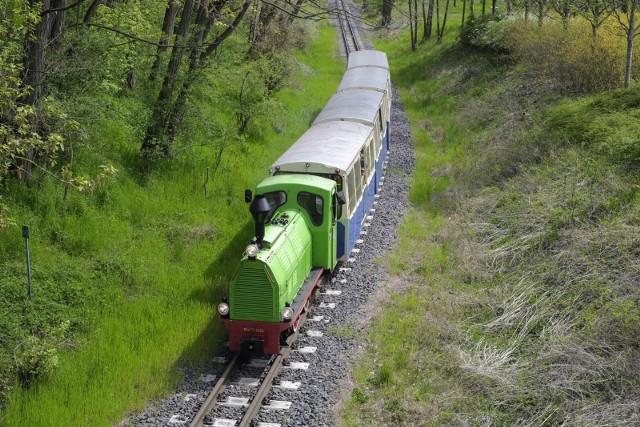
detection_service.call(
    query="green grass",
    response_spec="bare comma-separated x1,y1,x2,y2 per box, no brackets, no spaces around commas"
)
340,6,640,427
0,23,345,426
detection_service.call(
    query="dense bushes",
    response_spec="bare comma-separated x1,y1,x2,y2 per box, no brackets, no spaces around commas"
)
460,13,514,53
461,14,636,93
506,20,629,93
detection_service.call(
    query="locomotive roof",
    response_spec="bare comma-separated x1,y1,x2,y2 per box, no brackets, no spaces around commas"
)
338,67,389,93
272,121,373,172
257,173,335,193
347,50,389,70
312,90,384,126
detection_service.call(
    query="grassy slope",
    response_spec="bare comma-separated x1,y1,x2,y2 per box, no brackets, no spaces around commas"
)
0,23,344,426
341,10,640,427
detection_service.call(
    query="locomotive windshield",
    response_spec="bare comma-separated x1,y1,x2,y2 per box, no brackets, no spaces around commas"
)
262,191,287,222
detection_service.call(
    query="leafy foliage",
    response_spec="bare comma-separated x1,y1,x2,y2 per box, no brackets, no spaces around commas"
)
460,13,514,53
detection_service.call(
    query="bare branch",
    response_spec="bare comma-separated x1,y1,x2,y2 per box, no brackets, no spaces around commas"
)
41,0,88,16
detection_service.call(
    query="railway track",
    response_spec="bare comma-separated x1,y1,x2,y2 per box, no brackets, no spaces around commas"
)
336,0,361,54
178,5,382,427
188,299,313,426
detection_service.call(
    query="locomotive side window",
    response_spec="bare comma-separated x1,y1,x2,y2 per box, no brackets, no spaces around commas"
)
263,191,287,221
297,192,324,226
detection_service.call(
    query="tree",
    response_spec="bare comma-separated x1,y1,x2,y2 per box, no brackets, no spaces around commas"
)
141,0,252,158
531,0,550,25
614,0,640,87
424,0,435,39
575,0,615,40
409,0,419,49
149,0,180,82
382,0,394,25
551,0,572,27
437,0,451,41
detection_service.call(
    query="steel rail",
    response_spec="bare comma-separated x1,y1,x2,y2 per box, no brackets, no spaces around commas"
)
238,310,308,427
189,284,319,427
337,0,360,54
189,353,240,427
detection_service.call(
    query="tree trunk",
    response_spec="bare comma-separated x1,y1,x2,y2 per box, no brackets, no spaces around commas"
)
461,0,466,27
149,0,179,82
438,0,450,42
382,0,393,26
624,0,636,88
167,0,252,145
491,0,497,15
481,0,486,15
422,0,428,39
287,0,307,23
538,0,544,26
200,1,251,60
48,0,67,46
436,0,440,39
426,0,434,38
18,0,51,183
409,0,415,49
413,0,418,48
83,0,103,22
249,0,262,44
142,0,195,158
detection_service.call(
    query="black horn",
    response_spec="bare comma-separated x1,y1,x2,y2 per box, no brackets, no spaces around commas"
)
249,195,271,248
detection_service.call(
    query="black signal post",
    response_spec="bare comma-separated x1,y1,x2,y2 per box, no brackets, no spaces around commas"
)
22,226,32,300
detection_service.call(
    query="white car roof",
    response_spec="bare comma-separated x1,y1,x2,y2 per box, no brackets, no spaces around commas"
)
312,90,384,126
272,121,373,172
338,67,389,93
347,50,389,70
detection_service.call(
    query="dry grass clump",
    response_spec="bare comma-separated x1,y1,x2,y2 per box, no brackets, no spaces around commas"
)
445,148,640,424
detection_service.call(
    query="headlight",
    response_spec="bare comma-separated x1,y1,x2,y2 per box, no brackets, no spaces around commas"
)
246,244,259,259
217,302,229,316
281,306,294,321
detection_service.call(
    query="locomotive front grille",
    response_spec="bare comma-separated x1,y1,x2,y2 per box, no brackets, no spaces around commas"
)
231,266,274,321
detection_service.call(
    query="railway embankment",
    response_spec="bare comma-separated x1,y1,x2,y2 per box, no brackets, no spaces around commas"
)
0,21,346,426
339,11,640,427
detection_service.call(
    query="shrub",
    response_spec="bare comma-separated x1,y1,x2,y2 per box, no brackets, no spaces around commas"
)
504,20,626,93
586,111,640,162
461,14,515,54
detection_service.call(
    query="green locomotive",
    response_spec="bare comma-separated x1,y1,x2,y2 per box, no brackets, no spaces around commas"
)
218,174,343,354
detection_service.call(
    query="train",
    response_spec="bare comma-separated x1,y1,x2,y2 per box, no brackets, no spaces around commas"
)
217,50,391,355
